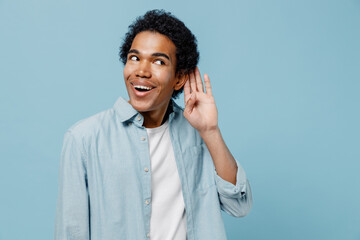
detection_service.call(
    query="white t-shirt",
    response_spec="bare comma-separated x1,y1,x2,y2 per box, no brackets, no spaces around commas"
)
146,120,187,240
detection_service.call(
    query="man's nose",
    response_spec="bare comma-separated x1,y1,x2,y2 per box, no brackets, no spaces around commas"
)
135,61,151,78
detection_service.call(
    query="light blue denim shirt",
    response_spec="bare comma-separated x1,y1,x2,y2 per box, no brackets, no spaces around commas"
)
55,97,252,240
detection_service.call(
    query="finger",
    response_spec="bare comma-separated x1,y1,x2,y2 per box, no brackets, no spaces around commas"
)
184,93,196,116
190,71,197,92
195,67,204,92
204,73,212,95
183,76,191,102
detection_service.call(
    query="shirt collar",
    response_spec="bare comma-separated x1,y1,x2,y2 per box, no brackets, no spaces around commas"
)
113,97,183,123
113,97,138,123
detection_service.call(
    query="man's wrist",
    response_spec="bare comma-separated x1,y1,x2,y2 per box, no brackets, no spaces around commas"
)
199,126,221,142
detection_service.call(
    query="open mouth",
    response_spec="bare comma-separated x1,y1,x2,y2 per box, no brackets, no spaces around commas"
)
133,85,155,92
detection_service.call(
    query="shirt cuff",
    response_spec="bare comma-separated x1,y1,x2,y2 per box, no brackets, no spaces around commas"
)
215,161,248,198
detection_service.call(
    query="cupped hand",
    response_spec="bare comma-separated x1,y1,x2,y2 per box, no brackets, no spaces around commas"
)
183,67,218,134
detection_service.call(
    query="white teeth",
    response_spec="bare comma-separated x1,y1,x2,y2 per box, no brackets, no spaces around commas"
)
134,85,153,90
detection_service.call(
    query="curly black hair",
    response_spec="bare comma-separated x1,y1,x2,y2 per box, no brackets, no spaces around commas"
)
119,9,199,98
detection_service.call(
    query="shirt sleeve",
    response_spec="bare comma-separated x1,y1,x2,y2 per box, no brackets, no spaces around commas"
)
214,161,253,217
55,131,90,240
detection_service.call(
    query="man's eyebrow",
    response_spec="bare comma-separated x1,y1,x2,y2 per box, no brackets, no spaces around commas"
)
152,52,170,60
128,49,140,54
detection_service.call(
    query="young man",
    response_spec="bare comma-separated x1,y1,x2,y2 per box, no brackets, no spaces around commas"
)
55,9,252,240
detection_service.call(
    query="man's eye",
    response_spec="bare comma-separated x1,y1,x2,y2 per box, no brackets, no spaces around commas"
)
154,59,165,65
129,56,138,61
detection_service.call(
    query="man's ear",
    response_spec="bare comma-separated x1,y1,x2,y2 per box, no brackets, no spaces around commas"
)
174,72,188,91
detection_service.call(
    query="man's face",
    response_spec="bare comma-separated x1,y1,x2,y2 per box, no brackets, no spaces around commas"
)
123,31,183,114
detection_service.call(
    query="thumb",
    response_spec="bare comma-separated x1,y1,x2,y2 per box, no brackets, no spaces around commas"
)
184,93,196,116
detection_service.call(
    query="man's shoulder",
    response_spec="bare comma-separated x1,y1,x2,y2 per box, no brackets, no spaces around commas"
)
66,108,117,139
170,101,204,143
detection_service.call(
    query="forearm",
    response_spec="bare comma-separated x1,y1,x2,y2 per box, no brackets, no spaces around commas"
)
200,127,237,185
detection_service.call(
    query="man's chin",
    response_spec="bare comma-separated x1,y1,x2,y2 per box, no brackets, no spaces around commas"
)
128,100,152,113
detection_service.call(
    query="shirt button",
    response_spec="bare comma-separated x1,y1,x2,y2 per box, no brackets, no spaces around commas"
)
141,136,146,141
137,115,141,121
144,167,149,172
128,122,132,126
146,233,150,238
145,199,150,205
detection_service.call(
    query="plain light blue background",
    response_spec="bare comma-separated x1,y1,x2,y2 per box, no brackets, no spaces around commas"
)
1,0,359,239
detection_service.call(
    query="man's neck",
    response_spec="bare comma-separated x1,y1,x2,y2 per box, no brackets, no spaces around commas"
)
141,101,172,128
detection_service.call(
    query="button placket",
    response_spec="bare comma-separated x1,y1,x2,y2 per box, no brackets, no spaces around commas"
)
138,127,151,235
